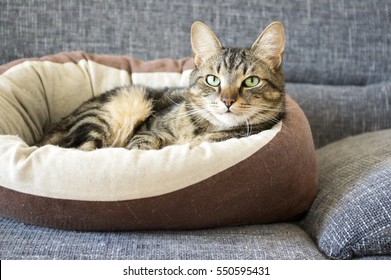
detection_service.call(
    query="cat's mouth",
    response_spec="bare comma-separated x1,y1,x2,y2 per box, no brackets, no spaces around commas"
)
211,108,250,127
221,106,242,115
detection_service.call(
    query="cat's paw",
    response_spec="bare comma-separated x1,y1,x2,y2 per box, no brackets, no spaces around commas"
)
189,136,208,148
126,136,162,150
126,141,152,150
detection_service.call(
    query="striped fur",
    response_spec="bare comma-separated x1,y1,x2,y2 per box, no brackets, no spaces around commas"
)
40,21,286,151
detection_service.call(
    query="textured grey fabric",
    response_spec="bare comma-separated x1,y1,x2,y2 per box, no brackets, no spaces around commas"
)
304,129,391,259
286,82,391,148
0,217,326,260
1,0,390,85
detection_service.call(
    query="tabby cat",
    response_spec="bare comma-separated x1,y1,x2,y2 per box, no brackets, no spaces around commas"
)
39,21,285,151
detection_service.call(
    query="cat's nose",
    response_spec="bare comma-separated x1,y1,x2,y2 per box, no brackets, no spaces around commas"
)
221,97,237,108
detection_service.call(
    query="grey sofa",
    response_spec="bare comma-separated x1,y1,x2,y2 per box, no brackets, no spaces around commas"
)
0,0,390,260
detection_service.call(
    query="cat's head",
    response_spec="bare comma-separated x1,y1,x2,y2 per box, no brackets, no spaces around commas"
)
189,21,285,129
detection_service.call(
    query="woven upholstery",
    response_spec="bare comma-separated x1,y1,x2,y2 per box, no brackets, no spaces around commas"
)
1,0,390,85
0,217,326,260
287,82,391,148
304,130,391,259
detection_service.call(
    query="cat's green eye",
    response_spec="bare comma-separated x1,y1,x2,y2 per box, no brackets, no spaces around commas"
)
206,75,221,87
243,76,260,87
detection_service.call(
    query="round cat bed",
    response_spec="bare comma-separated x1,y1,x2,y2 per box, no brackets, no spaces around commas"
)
0,52,318,231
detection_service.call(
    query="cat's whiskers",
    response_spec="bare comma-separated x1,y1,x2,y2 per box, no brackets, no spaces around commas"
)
243,103,278,115
245,117,252,137
244,107,281,125
166,94,183,106
175,108,206,119
175,108,211,127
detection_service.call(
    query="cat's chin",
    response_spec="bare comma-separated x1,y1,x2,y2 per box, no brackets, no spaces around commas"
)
209,112,248,128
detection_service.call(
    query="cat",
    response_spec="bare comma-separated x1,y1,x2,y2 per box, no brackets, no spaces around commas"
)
39,21,285,151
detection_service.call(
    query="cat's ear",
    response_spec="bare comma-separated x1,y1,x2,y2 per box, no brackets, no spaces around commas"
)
191,21,222,67
251,21,285,70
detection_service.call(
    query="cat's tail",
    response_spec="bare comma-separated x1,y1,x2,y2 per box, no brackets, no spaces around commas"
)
104,86,154,148
38,86,154,151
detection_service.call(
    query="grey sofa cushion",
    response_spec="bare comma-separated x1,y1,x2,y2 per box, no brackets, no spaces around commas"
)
1,0,390,85
303,129,391,259
0,217,326,260
287,82,391,148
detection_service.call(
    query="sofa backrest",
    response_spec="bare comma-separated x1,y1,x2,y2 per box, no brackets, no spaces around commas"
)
1,0,390,86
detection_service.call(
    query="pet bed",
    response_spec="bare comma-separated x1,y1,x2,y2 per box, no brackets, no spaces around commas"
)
0,52,317,230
